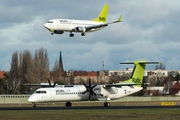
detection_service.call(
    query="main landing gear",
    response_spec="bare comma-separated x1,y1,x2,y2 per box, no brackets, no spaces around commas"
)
69,32,86,37
81,32,86,36
69,33,74,37
104,102,110,107
103,96,110,107
66,102,72,107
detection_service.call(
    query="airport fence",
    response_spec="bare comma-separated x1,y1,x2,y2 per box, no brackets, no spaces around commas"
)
0,95,29,104
0,95,180,104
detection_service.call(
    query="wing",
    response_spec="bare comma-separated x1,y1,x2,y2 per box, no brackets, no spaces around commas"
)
25,81,58,88
85,15,122,32
25,83,52,87
103,82,147,88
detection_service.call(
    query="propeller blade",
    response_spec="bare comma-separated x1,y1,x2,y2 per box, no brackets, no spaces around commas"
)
48,79,52,87
53,82,57,87
89,78,91,87
82,78,97,100
48,79,57,87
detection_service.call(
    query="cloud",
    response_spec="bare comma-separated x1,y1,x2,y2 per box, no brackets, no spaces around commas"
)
1,0,180,71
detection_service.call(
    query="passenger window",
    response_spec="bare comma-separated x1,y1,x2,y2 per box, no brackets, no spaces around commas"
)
47,21,53,23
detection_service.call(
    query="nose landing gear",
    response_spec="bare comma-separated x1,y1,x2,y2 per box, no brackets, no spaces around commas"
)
33,102,37,107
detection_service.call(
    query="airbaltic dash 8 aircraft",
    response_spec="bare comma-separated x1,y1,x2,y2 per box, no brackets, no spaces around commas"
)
27,61,160,107
44,4,122,37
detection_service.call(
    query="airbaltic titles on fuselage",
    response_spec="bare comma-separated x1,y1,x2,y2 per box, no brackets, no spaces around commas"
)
55,89,82,95
59,20,71,24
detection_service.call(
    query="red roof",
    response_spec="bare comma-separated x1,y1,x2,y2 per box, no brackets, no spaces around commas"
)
169,83,180,94
0,71,5,79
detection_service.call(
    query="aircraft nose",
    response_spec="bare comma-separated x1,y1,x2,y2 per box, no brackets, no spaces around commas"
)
28,95,37,102
44,23,48,29
28,96,34,102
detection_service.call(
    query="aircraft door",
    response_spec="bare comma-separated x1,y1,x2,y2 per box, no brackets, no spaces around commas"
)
49,89,55,101
41,91,48,101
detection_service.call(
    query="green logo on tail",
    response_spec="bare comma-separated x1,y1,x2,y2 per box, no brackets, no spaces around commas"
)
132,78,141,84
99,17,106,21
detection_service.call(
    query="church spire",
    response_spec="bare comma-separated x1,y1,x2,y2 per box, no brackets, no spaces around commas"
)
59,51,64,72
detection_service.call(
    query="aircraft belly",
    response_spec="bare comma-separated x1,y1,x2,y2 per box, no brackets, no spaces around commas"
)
115,87,142,99
54,94,88,102
56,24,72,31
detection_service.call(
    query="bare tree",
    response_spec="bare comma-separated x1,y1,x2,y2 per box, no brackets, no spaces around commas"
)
52,60,61,82
52,59,67,84
21,50,35,83
9,51,21,94
34,48,50,83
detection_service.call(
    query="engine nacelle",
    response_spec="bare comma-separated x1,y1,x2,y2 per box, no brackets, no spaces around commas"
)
75,26,86,32
54,30,64,34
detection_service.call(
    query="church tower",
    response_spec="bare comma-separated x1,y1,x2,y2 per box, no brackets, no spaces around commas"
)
59,51,64,72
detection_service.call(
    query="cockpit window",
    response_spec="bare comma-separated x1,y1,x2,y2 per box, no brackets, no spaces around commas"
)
47,21,53,23
35,91,47,94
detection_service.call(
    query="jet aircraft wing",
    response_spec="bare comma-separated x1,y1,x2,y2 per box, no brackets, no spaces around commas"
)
85,15,122,32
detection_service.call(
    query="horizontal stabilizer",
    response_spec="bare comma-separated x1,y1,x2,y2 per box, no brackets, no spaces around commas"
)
103,83,149,87
120,61,160,64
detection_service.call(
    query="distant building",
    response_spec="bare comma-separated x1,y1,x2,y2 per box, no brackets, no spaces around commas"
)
0,71,5,79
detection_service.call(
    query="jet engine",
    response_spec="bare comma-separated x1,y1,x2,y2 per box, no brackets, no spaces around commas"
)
75,26,86,32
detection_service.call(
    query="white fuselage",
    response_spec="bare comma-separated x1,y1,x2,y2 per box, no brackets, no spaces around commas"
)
44,19,105,33
28,85,142,103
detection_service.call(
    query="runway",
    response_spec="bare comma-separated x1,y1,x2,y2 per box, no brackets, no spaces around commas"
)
0,105,179,111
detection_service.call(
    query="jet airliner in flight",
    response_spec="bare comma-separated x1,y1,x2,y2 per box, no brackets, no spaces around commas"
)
27,61,160,107
44,4,122,37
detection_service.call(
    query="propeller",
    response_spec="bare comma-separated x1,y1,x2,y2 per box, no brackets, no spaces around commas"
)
48,79,57,87
83,78,97,100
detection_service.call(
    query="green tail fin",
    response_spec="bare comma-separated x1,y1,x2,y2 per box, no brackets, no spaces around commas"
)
93,4,108,23
120,61,160,86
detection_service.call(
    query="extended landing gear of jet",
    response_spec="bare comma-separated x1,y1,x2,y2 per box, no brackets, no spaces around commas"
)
51,33,54,35
69,33,74,37
81,33,86,36
66,102,72,107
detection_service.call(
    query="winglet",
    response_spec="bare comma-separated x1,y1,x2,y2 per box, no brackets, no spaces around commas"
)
117,15,123,22
106,15,123,24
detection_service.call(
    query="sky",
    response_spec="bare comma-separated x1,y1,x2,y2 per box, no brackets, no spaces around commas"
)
0,0,180,71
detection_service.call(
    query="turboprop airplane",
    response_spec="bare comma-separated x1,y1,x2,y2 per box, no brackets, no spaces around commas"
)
27,61,160,107
44,4,122,37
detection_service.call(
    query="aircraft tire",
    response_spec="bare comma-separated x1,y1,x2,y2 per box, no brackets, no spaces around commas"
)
69,33,74,37
81,33,86,36
104,102,110,107
33,103,37,107
66,102,72,107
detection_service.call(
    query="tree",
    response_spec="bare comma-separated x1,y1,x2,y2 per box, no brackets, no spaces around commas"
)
8,48,50,94
175,73,180,83
21,50,34,83
52,59,67,84
34,48,50,83
9,51,21,94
